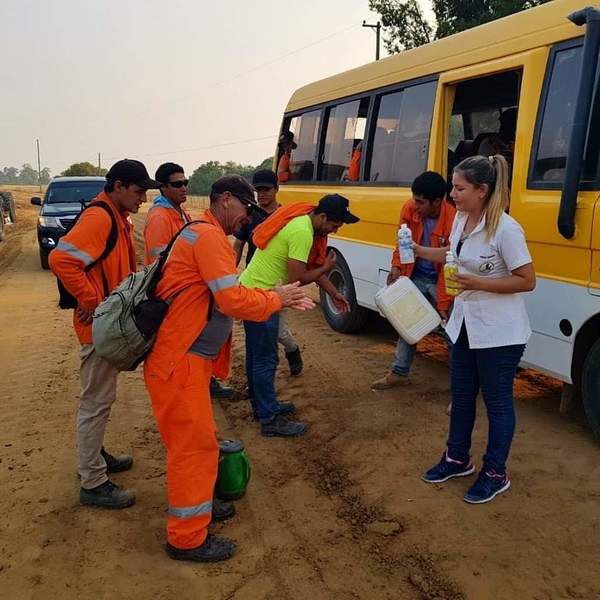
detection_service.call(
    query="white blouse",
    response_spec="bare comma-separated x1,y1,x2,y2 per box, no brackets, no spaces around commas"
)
444,211,532,349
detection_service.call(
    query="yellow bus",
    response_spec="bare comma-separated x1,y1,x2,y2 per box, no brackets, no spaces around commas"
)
276,0,600,434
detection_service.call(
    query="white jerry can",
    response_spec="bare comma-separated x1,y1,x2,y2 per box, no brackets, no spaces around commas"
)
374,276,441,345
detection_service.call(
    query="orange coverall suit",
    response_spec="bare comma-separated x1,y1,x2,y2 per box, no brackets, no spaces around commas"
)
49,192,137,488
143,196,191,265
143,210,282,550
143,197,231,379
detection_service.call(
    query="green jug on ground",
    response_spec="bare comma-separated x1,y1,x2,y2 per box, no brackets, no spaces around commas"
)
216,440,251,501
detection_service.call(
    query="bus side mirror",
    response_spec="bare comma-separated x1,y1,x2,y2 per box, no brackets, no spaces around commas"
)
31,197,42,206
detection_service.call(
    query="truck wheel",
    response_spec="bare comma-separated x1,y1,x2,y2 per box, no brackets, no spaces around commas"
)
39,248,50,270
320,249,368,333
1,192,16,223
582,337,600,438
6,193,16,223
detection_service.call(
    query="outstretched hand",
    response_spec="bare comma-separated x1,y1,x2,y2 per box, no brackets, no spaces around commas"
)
274,281,316,312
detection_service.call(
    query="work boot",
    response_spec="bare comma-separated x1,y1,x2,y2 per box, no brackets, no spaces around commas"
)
166,534,236,563
261,415,307,438
285,348,303,376
210,377,235,400
212,498,235,523
371,372,411,391
80,480,136,509
101,447,133,473
276,401,296,416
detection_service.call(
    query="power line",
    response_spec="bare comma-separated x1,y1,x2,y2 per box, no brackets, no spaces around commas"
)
105,134,277,162
166,23,361,107
100,22,360,163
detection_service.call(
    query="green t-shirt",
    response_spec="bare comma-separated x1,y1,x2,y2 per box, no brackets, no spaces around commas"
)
240,215,313,289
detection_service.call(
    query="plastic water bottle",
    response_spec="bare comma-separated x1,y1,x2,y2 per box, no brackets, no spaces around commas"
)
398,223,414,264
444,251,460,296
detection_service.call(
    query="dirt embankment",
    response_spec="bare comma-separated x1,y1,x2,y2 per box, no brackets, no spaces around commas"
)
0,192,598,599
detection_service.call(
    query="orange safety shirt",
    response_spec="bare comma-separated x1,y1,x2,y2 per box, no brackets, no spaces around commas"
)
277,152,291,184
391,198,456,312
49,192,137,344
145,210,283,381
143,196,191,265
347,149,361,181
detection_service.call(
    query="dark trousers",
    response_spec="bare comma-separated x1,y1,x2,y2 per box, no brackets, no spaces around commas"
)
244,314,280,423
447,325,525,473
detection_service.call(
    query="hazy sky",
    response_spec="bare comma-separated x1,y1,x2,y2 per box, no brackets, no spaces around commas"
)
1,0,433,177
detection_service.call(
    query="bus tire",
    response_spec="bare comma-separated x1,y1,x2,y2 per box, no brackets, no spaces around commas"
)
582,337,600,438
319,249,368,333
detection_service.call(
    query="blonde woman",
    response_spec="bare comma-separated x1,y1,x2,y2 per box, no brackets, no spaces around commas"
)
414,155,535,504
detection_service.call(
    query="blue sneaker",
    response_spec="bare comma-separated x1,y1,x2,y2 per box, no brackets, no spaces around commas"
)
464,469,510,504
422,452,475,483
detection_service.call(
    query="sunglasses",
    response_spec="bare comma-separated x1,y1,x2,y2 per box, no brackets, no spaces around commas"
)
167,179,189,188
231,193,256,215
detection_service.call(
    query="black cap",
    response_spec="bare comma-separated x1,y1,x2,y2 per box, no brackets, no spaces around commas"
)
278,131,297,149
252,169,277,188
106,159,160,190
210,175,266,216
315,194,360,224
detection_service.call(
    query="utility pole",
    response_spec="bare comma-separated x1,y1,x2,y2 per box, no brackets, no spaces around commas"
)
36,139,42,192
98,152,102,175
362,20,381,61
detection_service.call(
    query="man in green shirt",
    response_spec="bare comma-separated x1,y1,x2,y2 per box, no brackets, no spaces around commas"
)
241,194,359,437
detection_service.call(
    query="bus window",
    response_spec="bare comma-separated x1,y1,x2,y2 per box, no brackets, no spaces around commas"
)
278,109,322,183
367,80,437,184
318,97,369,182
531,44,600,186
449,70,521,182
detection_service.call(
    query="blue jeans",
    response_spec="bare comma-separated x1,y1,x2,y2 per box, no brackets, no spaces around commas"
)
244,314,280,423
447,325,525,473
392,272,442,376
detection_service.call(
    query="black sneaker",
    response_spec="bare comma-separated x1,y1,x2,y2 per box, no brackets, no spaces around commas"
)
80,480,136,509
285,348,303,376
261,415,307,437
210,377,235,400
101,447,133,473
212,498,235,522
166,534,236,563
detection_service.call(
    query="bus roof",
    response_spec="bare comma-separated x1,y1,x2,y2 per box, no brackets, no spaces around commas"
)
285,0,590,112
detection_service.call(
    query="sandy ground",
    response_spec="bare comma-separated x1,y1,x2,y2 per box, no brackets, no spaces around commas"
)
1,188,599,600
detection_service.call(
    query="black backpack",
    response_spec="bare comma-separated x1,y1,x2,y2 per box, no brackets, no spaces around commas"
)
56,200,118,309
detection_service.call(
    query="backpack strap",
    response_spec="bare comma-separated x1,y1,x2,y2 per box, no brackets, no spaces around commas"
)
146,219,215,321
82,201,118,298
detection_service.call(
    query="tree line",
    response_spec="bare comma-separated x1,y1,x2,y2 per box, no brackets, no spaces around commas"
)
0,158,273,195
0,164,51,185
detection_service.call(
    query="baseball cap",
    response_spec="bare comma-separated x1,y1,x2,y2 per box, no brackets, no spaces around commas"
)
278,131,298,149
315,194,360,224
106,159,160,190
252,169,277,188
210,175,266,216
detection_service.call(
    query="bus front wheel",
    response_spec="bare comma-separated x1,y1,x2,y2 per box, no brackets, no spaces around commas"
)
582,337,600,438
319,250,368,333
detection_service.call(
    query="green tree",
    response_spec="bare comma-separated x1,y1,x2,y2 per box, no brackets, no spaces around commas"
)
18,164,39,185
257,156,275,171
39,167,51,185
369,0,551,53
188,160,257,196
61,161,107,177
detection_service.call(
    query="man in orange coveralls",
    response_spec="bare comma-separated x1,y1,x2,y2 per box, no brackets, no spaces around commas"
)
143,162,234,400
144,175,313,563
50,159,160,509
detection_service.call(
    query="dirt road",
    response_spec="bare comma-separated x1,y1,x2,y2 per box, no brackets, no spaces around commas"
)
1,189,599,599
